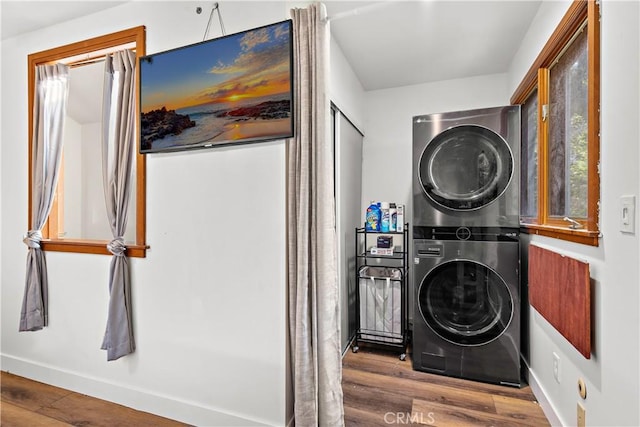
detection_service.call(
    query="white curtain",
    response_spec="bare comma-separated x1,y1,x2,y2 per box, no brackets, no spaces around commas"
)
100,50,137,361
20,64,70,332
287,4,344,426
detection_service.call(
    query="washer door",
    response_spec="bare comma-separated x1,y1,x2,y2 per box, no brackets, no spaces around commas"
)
418,125,513,210
418,260,513,346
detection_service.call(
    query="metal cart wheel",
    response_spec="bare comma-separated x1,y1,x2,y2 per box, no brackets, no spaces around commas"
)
399,353,406,361
352,345,359,353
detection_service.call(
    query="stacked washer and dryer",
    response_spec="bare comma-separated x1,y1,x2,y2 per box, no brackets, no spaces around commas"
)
411,105,522,387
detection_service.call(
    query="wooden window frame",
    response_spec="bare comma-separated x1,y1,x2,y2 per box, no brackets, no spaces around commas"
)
511,0,600,246
28,26,148,257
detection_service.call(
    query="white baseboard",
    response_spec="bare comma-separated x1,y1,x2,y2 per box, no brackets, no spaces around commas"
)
526,363,564,427
1,354,270,426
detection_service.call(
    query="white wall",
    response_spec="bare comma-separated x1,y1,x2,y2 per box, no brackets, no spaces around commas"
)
508,1,640,426
1,2,290,426
63,117,83,238
0,49,2,297
329,36,366,132
362,73,510,223
80,122,115,241
60,119,120,240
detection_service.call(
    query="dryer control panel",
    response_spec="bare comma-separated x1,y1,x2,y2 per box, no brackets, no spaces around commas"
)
413,226,518,242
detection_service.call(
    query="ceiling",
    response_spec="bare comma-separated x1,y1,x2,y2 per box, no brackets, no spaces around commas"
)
324,1,541,90
1,0,542,120
0,1,127,40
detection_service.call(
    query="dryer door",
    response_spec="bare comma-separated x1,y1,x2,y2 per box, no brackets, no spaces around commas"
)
418,259,513,346
418,125,513,210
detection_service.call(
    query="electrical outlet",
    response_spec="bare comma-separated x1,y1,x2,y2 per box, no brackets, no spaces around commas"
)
577,402,586,427
553,352,561,383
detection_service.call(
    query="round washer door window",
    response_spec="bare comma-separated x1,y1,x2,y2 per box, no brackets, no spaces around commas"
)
418,260,513,346
418,125,513,210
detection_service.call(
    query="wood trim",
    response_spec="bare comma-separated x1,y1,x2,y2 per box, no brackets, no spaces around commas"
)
27,53,35,234
27,27,144,65
40,240,149,258
587,0,601,233
28,26,147,257
523,224,599,246
135,27,147,248
511,0,588,104
537,68,549,226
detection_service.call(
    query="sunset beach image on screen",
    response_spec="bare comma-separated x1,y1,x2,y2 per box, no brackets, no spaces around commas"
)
139,20,293,153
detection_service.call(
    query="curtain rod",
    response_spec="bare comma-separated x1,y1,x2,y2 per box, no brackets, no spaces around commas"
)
66,49,137,69
68,57,106,68
58,43,137,68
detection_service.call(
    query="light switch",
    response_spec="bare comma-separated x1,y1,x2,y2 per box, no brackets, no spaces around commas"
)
620,195,636,234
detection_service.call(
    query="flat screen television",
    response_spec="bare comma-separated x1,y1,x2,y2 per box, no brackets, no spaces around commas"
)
139,20,293,154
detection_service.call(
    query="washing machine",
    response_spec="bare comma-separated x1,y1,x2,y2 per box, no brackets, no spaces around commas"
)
412,228,521,386
413,105,520,228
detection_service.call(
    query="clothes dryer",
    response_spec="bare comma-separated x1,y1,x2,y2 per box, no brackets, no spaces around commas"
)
413,106,520,228
412,227,521,386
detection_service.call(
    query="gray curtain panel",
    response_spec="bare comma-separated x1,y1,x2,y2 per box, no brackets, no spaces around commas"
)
100,50,136,361
287,4,345,426
20,63,70,332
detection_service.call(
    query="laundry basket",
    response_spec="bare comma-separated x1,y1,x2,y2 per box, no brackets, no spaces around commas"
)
357,265,404,344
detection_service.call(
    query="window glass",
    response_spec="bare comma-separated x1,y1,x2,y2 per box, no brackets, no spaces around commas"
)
61,60,137,243
521,89,538,219
548,29,588,218
510,0,599,246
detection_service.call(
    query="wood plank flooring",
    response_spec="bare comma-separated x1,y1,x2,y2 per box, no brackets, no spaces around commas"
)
3,347,549,427
342,346,550,427
0,371,189,427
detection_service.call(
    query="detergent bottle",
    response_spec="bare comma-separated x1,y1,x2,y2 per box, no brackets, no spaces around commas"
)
380,202,390,232
365,201,381,231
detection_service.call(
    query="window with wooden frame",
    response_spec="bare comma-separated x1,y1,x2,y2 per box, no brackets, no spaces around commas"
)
511,0,600,246
28,26,148,257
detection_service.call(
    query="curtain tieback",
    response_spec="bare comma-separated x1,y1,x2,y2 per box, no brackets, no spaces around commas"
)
23,230,43,249
107,238,127,256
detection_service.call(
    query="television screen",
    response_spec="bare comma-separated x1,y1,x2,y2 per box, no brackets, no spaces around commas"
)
139,20,293,154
